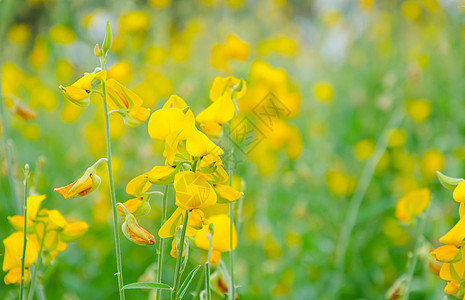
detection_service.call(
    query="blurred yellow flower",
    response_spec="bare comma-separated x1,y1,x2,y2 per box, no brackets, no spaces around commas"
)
354,139,375,161
8,23,31,44
119,11,150,33
313,81,334,102
387,128,407,148
49,25,76,44
395,188,430,223
401,0,422,22
406,99,431,122
326,170,356,197
149,0,171,8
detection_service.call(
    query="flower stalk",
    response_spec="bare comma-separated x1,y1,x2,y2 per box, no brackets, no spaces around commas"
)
102,79,125,300
171,210,190,300
19,164,30,300
156,185,169,300
27,224,46,300
225,122,235,300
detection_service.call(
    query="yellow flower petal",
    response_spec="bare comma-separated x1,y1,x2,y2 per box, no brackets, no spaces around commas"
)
4,267,29,285
214,184,243,202
106,78,143,110
395,188,430,223
62,221,89,242
195,214,237,252
148,107,190,141
440,216,465,246
126,174,152,197
27,195,46,222
2,232,39,272
186,129,224,157
431,245,461,263
453,181,465,203
47,209,68,229
196,94,236,125
174,171,217,210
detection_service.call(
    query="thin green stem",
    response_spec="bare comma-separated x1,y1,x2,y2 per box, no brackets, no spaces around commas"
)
156,185,169,300
0,74,21,214
403,214,427,300
102,80,125,300
171,210,190,300
27,225,46,300
205,229,213,300
225,122,235,300
20,165,30,300
333,111,404,295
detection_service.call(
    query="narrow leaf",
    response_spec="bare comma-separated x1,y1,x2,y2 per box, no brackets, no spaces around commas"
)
177,265,201,299
122,282,172,291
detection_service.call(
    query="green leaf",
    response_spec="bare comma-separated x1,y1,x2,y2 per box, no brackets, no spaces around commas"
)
437,171,463,191
102,21,112,54
177,265,201,299
122,282,172,291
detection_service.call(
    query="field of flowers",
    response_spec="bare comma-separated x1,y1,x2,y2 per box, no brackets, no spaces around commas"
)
2,0,465,299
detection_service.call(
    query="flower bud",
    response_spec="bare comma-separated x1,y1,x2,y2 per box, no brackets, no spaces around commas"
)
117,196,151,217
118,204,155,246
210,249,221,266
170,238,187,258
444,281,460,295
94,44,102,57
54,158,106,199
431,245,461,263
188,209,208,230
146,165,176,185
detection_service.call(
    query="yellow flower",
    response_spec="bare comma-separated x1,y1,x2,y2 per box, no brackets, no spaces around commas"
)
106,78,150,127
188,209,208,230
2,232,40,285
54,159,105,199
405,99,431,122
61,221,89,242
214,184,243,202
440,248,465,283
395,188,430,223
59,71,106,107
158,207,198,238
174,171,217,210
431,245,461,263
118,204,155,246
420,149,444,179
440,216,465,247
209,76,246,102
444,281,460,295
354,139,375,161
195,214,237,252
313,81,334,102
117,197,151,217
210,249,221,266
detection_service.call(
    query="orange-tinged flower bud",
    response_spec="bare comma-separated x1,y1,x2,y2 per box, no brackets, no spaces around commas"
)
214,184,243,202
170,239,187,258
118,204,155,246
62,221,89,242
94,44,102,57
14,103,36,121
431,245,461,263
54,158,105,199
444,281,459,295
454,181,465,203
210,249,221,267
188,209,208,230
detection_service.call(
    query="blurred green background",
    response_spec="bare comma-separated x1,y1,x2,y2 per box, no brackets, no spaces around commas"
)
1,0,465,299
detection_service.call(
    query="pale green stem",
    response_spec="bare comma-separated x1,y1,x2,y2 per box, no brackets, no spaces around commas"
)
225,122,235,300
403,213,427,300
102,80,125,300
205,229,213,300
156,185,169,300
27,225,46,300
20,164,30,300
0,74,21,213
334,111,404,294
171,210,190,300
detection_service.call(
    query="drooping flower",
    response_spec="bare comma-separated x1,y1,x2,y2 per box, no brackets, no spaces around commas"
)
59,70,106,107
118,203,155,246
54,158,106,199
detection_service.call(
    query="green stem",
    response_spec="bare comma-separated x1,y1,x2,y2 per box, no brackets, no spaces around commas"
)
171,210,190,300
225,122,235,300
334,111,403,294
156,185,169,300
0,74,21,214
403,214,427,300
102,80,125,300
20,164,30,300
27,225,46,300
205,229,213,300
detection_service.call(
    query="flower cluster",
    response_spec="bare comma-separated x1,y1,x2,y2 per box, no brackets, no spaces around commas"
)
3,195,88,285
431,172,465,297
118,76,245,266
